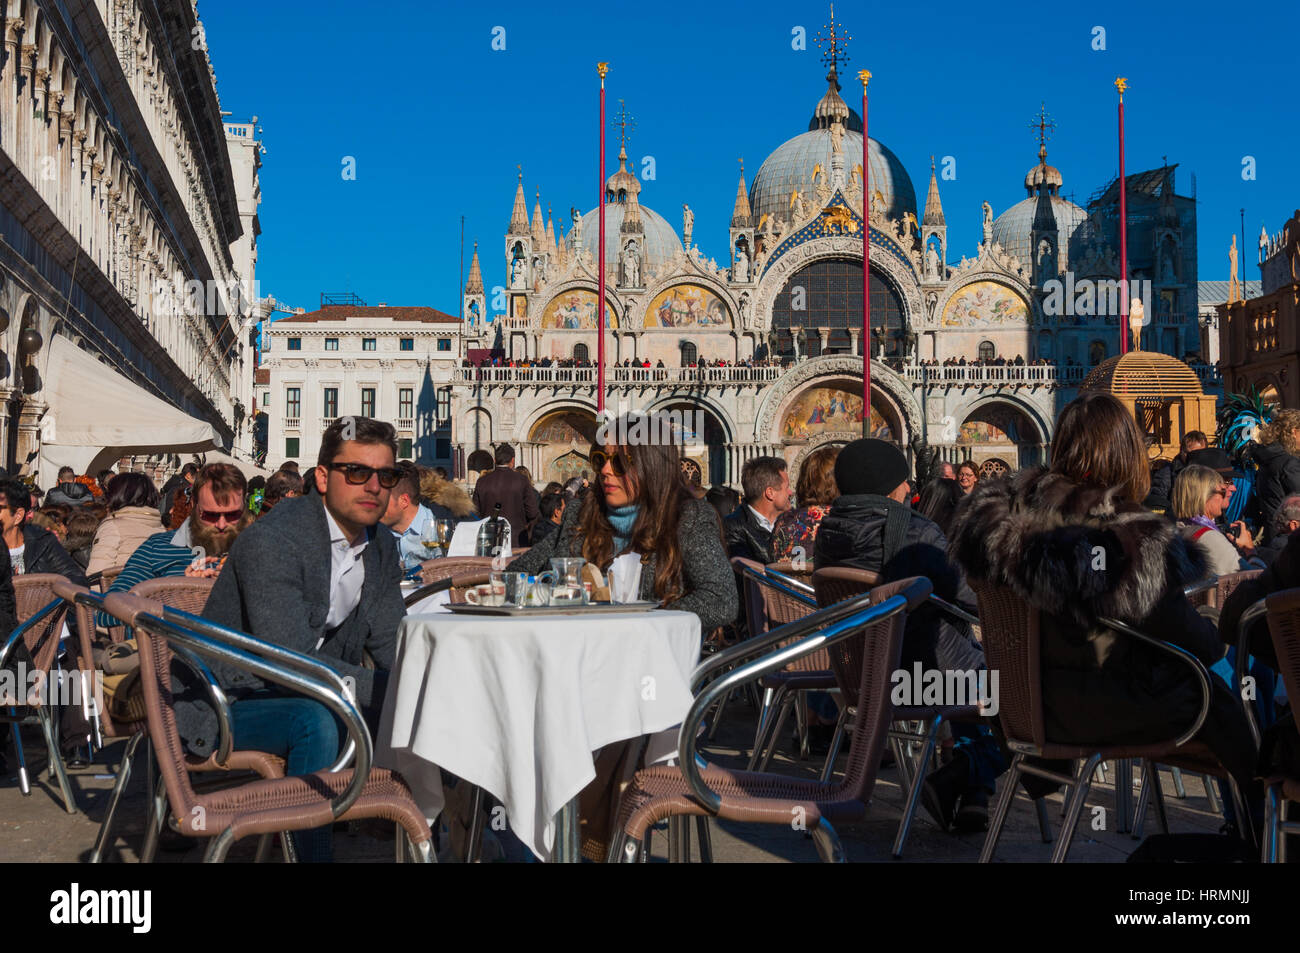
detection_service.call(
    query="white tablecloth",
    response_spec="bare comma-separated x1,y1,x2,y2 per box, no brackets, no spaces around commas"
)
375,609,701,861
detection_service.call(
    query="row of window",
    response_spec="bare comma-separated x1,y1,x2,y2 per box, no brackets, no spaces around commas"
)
283,336,451,352
270,386,452,420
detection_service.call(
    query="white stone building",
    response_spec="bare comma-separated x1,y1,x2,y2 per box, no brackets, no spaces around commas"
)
0,0,261,482
259,301,459,470
451,20,1219,487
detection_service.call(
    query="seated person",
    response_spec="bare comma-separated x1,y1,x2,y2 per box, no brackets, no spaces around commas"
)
815,439,998,832
380,462,437,571
1172,464,1259,576
950,393,1260,846
771,444,839,565
723,456,790,565
260,469,304,515
194,417,407,862
530,491,565,547
509,417,737,633
1255,494,1300,566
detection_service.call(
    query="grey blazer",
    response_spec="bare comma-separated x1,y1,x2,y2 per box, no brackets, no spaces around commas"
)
174,495,406,757
509,495,738,632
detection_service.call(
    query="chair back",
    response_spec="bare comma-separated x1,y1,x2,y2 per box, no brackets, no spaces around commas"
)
837,577,931,803
98,564,127,593
734,557,827,672
1188,570,1263,611
418,556,496,583
11,574,72,675
967,579,1047,752
1265,588,1300,742
810,567,881,709
131,576,216,616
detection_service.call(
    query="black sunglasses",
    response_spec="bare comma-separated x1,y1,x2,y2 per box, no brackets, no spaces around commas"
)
589,449,630,478
327,462,401,488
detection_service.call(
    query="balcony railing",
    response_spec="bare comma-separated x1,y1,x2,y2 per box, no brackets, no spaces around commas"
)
284,417,301,430
396,417,415,431
454,365,785,387
902,364,1086,387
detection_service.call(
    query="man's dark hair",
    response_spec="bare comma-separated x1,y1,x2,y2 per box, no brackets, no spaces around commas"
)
279,460,299,473
263,469,304,505
181,462,199,478
494,443,515,467
1185,430,1208,446
540,492,565,522
57,466,75,481
0,479,32,515
389,461,421,505
106,472,160,512
740,456,787,504
193,464,248,507
315,417,398,468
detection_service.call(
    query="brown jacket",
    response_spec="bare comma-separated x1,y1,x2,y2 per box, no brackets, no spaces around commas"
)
87,506,165,576
471,466,539,542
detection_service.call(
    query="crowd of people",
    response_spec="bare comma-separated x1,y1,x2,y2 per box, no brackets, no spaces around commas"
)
3,386,1295,863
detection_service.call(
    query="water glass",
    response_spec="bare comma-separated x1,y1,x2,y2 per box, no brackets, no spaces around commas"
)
501,572,531,606
549,557,587,605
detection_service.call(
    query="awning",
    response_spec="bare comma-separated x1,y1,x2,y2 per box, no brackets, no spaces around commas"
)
198,449,270,480
38,334,223,486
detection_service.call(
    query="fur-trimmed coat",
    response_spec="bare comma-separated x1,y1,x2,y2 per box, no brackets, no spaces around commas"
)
949,467,1225,746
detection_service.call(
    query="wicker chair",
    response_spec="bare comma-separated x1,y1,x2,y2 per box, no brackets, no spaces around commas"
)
609,577,933,863
66,577,292,863
730,559,837,772
99,590,435,862
1262,587,1300,862
811,566,984,858
1,574,78,813
971,579,1249,862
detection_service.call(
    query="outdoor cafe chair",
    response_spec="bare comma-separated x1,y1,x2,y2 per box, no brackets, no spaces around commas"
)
811,566,986,858
1,574,79,813
608,576,932,863
1260,587,1300,862
98,590,435,862
970,579,1251,862
64,577,291,863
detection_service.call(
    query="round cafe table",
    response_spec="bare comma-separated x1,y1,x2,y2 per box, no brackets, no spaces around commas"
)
375,607,701,861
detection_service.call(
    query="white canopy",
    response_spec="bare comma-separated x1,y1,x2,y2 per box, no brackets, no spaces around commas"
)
198,449,270,479
38,334,223,486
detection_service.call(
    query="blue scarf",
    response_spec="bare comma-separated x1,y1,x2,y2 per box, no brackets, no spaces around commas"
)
606,504,639,554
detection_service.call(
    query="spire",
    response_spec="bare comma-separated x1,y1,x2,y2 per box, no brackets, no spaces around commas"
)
811,6,854,129
545,205,557,257
732,158,753,228
465,241,484,294
1024,103,1063,197
922,156,945,227
530,190,546,247
508,166,529,235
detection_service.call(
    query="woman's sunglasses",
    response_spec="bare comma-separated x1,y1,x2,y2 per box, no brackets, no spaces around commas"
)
327,462,402,488
589,449,629,478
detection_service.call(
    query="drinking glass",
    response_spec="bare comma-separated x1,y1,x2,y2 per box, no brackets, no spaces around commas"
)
488,570,508,606
420,520,440,558
502,572,531,606
435,517,454,552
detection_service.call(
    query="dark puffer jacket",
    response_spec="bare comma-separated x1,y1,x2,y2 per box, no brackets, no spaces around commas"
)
1252,441,1300,537
948,467,1222,746
814,493,983,672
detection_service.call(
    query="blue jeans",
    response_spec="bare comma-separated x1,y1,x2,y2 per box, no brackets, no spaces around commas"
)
230,696,340,862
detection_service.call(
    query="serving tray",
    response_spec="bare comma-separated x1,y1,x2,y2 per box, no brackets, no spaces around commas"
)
446,601,659,616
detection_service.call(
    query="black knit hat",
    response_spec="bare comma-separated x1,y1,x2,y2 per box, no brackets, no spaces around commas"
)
834,438,911,497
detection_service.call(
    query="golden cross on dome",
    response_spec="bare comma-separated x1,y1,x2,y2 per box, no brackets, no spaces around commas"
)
815,4,851,72
1029,102,1056,155
612,100,636,151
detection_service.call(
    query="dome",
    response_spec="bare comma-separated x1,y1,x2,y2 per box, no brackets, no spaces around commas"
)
1025,163,1063,192
990,194,1087,271
567,202,683,276
749,127,916,230
1080,352,1204,398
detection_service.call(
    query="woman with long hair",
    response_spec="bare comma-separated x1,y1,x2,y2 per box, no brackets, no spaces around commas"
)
86,472,162,575
948,391,1260,843
917,477,964,537
509,416,737,631
1252,408,1300,538
770,444,839,562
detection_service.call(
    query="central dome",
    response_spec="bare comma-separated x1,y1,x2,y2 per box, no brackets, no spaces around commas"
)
567,204,683,277
749,127,917,229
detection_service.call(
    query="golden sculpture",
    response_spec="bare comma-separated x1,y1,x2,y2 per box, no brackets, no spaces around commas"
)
1228,234,1241,304
1114,76,1128,99
859,69,871,87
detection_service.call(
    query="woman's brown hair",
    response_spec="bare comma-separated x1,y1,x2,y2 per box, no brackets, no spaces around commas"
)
1256,408,1300,454
796,444,840,507
1050,391,1151,503
574,415,693,604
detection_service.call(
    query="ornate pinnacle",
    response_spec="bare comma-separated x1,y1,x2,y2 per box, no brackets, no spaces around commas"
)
1114,77,1128,100
858,69,871,87
597,62,609,82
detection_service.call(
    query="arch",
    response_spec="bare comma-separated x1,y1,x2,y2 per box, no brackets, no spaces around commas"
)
1089,339,1106,366
572,342,589,363
937,278,1031,330
979,458,1011,480
775,377,897,444
679,340,697,365
463,406,492,450
527,407,599,485
643,282,732,331
639,269,739,332
949,393,1051,446
978,340,995,362
644,398,730,486
536,282,622,331
769,257,907,358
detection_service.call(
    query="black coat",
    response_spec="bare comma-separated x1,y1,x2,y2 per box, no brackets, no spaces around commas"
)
1252,442,1300,537
949,468,1229,746
814,493,983,672
723,505,775,565
18,525,88,586
0,545,18,639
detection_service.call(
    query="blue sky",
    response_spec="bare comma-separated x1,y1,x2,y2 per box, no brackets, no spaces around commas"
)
202,0,1297,314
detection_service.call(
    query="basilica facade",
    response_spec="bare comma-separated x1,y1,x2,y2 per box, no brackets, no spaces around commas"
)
451,46,1217,489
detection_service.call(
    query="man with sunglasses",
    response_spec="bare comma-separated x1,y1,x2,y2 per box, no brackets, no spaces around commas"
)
194,417,407,862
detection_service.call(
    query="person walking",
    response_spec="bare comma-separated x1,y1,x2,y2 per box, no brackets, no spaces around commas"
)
471,444,538,545
46,467,94,507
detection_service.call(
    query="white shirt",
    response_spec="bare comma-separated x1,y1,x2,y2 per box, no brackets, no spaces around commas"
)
322,507,370,634
8,545,24,575
747,505,775,534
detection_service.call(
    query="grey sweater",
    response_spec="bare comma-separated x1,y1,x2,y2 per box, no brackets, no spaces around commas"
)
508,495,738,631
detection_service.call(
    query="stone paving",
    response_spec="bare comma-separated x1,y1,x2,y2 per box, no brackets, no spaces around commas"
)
0,704,1225,863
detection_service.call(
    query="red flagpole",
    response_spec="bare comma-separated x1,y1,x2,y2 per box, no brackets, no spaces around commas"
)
597,63,609,413
860,69,872,437
1116,77,1129,355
